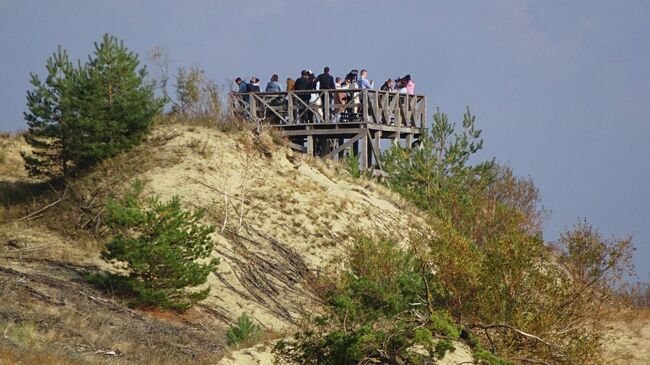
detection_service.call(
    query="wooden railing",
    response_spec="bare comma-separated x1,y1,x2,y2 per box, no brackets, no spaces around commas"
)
230,89,426,128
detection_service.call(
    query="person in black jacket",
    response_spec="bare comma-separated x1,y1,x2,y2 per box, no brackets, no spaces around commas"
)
248,77,261,92
293,70,314,123
315,66,335,90
314,67,336,121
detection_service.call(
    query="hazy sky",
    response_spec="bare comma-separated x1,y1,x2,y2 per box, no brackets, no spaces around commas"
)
1,0,649,277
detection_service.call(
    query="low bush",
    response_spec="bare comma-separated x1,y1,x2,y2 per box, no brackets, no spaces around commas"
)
274,236,509,364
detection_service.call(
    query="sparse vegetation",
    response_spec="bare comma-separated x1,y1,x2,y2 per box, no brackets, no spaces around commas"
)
172,66,222,121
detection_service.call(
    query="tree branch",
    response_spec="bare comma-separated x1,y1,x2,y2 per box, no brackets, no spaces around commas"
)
469,323,559,350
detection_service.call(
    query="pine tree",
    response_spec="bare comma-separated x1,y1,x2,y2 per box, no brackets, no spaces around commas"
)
100,182,219,311
22,46,74,177
22,34,162,177
382,107,495,218
66,34,162,169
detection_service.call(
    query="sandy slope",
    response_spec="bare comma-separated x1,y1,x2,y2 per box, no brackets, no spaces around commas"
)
605,314,650,364
139,124,426,332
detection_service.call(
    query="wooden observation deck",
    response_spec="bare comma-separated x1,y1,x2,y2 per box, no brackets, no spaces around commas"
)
231,89,426,170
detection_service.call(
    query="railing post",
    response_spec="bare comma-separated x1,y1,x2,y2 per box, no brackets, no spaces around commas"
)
374,130,382,167
394,94,401,146
287,93,294,124
250,93,257,119
360,131,368,170
421,96,427,128
374,91,379,124
383,91,389,123
324,91,330,123
362,90,369,123
307,126,314,156
396,94,402,127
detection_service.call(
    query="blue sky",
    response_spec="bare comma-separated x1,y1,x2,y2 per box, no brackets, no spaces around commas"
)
1,0,649,278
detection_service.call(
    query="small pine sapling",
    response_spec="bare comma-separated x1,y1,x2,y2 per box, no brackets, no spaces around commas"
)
98,181,219,311
227,313,262,346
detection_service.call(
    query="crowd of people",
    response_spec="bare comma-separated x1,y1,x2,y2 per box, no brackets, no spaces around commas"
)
232,67,416,96
231,67,416,123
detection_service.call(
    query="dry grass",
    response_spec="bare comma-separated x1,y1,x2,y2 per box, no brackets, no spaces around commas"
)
185,137,213,158
0,122,187,241
0,348,87,365
0,255,228,365
0,131,28,181
157,113,248,135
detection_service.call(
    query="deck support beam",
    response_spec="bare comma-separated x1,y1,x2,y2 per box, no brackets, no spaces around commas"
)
306,129,314,155
360,131,368,170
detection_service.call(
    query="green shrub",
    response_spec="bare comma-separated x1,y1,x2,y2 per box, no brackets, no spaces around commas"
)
94,181,218,311
274,236,468,364
226,313,262,346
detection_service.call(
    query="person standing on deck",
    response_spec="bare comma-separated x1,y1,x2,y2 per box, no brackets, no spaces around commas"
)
239,77,251,103
396,77,408,94
357,69,373,89
334,77,347,122
238,78,249,93
230,77,244,109
357,70,373,121
244,77,260,108
248,77,261,92
315,67,335,90
405,74,415,95
264,75,282,109
315,67,335,121
286,78,295,91
293,70,314,123
266,74,282,92
380,78,395,91
232,77,243,93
